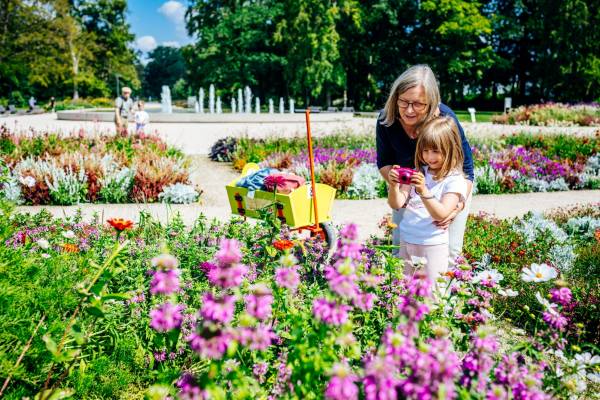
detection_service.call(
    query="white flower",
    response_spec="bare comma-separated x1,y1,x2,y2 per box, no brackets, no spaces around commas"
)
535,292,559,314
473,269,504,284
19,175,36,188
588,372,600,384
410,256,427,268
521,263,558,282
562,374,587,394
498,288,518,297
280,253,298,268
62,230,76,239
41,253,51,259
36,238,50,249
574,352,600,368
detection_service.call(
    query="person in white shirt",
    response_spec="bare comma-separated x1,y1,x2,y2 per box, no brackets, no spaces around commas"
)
387,116,467,282
134,100,150,134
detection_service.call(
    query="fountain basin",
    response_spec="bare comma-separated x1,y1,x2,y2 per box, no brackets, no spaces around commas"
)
57,109,355,123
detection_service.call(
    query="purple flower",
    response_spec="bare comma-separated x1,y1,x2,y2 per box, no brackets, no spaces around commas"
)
245,284,273,320
237,325,277,351
177,373,208,400
215,238,243,265
149,302,184,332
253,362,268,384
353,292,378,311
313,298,351,326
187,327,233,359
325,266,360,299
207,263,248,288
150,268,181,295
325,363,359,400
200,293,236,324
340,224,358,241
542,311,568,331
363,355,399,400
550,287,572,306
275,266,300,290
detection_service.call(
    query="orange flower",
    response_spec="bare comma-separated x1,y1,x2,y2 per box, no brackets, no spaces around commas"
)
62,243,79,253
273,239,294,251
595,228,600,243
107,218,134,232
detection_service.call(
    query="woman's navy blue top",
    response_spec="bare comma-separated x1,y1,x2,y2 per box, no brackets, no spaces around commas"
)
375,103,474,181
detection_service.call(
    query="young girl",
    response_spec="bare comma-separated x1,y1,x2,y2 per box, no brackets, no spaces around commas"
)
134,100,150,134
387,116,467,281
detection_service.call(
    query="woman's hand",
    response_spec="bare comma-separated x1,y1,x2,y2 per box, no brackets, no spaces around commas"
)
410,172,426,195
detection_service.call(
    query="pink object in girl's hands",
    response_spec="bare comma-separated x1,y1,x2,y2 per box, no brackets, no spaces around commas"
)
393,166,417,185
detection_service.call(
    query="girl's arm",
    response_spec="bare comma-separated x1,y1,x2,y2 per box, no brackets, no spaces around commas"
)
387,181,411,209
411,172,461,221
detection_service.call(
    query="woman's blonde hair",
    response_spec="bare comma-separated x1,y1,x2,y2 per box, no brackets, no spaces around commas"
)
379,65,441,128
415,116,464,180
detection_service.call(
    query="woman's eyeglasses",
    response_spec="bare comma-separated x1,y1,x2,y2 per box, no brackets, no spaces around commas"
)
398,99,428,111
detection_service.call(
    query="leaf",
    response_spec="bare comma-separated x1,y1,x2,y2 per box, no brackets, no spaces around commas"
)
265,245,277,257
70,324,86,345
100,293,131,302
35,389,75,400
86,305,105,317
42,335,58,356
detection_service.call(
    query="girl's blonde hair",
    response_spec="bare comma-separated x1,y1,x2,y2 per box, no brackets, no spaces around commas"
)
415,116,464,180
379,64,441,128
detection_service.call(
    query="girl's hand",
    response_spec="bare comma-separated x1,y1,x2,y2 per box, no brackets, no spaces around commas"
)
388,165,401,184
411,172,426,194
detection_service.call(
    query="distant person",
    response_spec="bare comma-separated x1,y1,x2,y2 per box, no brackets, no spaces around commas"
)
28,96,36,112
115,87,134,135
50,96,56,112
387,116,467,281
134,100,149,134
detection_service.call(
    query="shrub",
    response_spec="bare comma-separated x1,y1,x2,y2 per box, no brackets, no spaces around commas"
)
158,183,200,204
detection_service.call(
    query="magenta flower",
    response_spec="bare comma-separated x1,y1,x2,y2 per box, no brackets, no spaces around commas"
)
353,292,378,311
200,293,236,323
187,327,233,359
253,362,268,384
340,224,358,241
406,272,432,297
363,355,399,400
237,325,277,351
325,267,360,299
207,263,248,288
542,311,568,331
176,373,208,400
149,302,184,332
313,298,351,326
150,268,181,295
275,266,300,290
215,238,243,265
325,363,359,400
550,287,572,306
245,284,273,320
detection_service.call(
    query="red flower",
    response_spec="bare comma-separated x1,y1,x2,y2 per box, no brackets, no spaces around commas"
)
107,218,134,232
264,175,287,192
273,239,294,251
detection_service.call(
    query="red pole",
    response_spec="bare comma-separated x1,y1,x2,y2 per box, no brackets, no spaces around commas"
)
305,109,321,234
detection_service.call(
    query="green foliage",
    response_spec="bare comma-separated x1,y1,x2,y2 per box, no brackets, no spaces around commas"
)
142,46,186,99
503,132,600,161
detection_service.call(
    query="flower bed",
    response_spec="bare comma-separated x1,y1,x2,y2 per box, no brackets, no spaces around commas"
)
0,126,200,205
0,201,598,399
210,132,599,198
491,103,600,127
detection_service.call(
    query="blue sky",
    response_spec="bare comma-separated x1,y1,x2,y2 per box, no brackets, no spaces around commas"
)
128,0,193,55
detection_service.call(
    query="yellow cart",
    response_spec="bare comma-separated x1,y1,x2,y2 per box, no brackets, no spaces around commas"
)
225,110,337,247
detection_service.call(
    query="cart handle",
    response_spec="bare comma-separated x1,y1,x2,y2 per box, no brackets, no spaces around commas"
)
305,109,321,233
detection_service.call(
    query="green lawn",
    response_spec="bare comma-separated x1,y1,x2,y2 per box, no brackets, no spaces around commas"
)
454,110,498,123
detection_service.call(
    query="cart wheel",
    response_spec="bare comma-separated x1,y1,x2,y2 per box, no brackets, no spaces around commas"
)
319,222,337,259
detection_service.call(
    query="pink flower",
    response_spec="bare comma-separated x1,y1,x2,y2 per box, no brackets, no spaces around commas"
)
237,325,277,351
215,238,243,265
313,298,351,326
275,266,300,290
325,363,359,400
353,292,378,311
187,327,233,359
200,293,237,323
150,302,184,332
207,263,248,288
542,311,568,331
245,284,273,320
550,287,572,306
150,268,181,295
264,175,287,192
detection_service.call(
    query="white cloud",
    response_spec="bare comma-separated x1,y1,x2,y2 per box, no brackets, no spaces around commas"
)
158,1,187,38
162,41,181,48
136,35,157,52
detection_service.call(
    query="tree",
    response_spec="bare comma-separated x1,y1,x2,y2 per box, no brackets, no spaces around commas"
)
142,46,186,99
184,0,286,101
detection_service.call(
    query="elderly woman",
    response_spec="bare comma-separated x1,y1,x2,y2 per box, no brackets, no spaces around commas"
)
376,64,474,264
